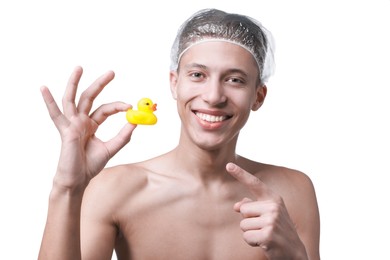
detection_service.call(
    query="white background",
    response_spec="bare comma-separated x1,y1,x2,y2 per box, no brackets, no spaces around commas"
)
1,0,389,259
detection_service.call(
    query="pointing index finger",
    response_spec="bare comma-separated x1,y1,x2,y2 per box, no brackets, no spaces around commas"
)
226,162,273,200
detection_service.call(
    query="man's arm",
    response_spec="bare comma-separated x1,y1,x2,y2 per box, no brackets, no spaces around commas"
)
226,162,320,260
39,186,85,260
38,67,136,260
292,173,321,260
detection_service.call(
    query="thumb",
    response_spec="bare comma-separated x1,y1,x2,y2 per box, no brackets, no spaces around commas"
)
233,197,253,212
105,123,137,158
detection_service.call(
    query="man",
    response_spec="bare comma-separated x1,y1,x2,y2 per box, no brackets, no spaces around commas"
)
39,8,320,260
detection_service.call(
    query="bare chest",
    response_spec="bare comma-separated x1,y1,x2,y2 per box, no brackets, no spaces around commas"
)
115,196,266,260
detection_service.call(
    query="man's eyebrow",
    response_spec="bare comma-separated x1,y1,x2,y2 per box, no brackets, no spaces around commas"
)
184,63,248,76
225,68,249,77
184,63,208,70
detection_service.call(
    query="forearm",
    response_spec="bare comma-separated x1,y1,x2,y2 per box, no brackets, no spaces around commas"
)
264,240,308,260
38,185,86,260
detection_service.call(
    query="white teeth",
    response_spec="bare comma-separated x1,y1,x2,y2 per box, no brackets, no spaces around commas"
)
195,112,227,123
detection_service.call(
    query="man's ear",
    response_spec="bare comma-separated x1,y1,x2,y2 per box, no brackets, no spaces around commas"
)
251,85,267,111
169,71,178,100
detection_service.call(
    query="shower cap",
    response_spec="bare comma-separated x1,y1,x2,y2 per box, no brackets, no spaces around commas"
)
170,8,275,83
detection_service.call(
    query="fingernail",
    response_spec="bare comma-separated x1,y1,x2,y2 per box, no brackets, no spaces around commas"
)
226,162,236,171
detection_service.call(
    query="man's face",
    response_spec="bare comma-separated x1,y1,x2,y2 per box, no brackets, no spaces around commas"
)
170,41,266,150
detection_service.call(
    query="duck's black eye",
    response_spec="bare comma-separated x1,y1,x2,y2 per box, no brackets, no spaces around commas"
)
146,103,150,105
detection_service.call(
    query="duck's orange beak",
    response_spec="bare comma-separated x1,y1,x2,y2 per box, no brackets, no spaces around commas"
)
152,103,157,111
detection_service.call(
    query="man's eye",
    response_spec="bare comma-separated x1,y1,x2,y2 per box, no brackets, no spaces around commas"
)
228,77,244,84
191,72,203,78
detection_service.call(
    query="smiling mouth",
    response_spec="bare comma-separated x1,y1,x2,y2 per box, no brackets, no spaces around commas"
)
194,112,232,123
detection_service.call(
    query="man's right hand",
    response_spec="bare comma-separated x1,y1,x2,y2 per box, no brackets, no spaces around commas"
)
40,66,137,191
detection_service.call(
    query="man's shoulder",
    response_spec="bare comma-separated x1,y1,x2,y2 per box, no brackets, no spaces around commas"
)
265,164,313,191
239,157,314,197
84,163,150,200
239,157,307,179
86,156,171,195
264,163,311,183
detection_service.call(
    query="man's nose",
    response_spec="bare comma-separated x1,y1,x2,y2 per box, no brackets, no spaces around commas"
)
202,79,227,106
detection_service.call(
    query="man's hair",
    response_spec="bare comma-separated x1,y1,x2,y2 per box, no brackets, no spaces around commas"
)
170,8,275,84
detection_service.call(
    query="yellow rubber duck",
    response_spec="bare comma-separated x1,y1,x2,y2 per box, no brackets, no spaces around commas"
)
126,98,157,125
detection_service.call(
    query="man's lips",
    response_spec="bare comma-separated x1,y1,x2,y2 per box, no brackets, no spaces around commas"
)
193,111,232,123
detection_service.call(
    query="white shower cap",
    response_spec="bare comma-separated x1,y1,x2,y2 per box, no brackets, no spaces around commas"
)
170,8,275,83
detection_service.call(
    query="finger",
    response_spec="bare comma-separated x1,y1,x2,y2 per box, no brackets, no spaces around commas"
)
240,216,265,232
226,162,273,200
243,227,272,250
238,200,277,218
90,102,132,125
40,86,69,130
105,123,137,158
233,197,253,212
77,70,115,115
62,66,83,116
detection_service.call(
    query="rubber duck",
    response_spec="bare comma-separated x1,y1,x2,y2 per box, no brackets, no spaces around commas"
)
126,98,157,125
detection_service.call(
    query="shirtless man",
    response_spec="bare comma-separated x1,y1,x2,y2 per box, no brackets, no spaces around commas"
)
38,8,320,260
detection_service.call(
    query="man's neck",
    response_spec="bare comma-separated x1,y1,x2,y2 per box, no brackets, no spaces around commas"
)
171,139,239,184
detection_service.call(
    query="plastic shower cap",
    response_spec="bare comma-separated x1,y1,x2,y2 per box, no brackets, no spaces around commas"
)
170,8,275,83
